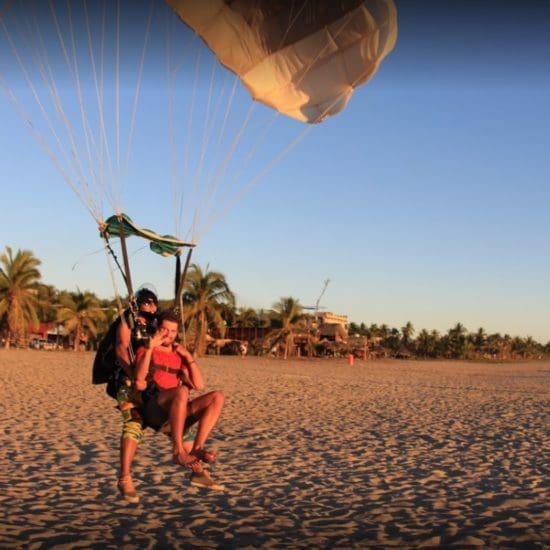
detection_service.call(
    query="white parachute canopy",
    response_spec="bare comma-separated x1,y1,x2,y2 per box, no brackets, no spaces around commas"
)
167,0,397,123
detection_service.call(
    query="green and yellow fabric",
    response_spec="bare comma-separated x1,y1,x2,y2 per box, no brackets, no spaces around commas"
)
99,213,195,257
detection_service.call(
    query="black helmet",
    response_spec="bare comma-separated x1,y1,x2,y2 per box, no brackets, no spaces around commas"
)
135,287,158,307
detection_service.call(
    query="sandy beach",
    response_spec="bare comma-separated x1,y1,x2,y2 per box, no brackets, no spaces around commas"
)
0,350,548,548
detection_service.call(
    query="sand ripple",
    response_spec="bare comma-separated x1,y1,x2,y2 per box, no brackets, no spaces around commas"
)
0,351,548,548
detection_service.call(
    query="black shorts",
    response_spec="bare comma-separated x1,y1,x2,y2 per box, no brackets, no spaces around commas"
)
142,393,200,432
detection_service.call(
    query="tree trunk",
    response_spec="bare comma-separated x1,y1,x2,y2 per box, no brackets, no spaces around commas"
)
73,323,81,351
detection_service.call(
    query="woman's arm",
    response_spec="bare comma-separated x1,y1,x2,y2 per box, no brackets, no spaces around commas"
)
134,345,152,391
115,317,133,377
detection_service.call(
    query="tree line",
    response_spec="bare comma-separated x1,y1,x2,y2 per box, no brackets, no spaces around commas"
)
1,246,548,360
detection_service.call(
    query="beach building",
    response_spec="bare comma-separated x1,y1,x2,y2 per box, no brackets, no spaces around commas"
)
27,323,69,349
316,311,349,342
317,311,348,327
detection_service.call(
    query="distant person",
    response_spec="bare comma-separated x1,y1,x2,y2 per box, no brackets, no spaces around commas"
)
135,309,224,491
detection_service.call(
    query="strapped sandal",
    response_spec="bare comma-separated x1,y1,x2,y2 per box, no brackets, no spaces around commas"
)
173,451,204,473
189,470,225,492
192,448,218,464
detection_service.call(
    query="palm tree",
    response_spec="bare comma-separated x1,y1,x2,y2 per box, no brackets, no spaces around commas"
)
36,283,59,323
415,328,436,358
235,307,269,328
401,321,415,351
219,302,237,328
446,322,468,358
0,246,42,348
182,264,235,356
57,290,106,350
265,297,306,359
385,327,401,354
472,327,487,356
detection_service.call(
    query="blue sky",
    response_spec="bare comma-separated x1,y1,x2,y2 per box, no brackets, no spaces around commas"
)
1,1,549,342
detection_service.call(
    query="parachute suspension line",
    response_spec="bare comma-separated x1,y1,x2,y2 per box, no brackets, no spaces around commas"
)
201,70,238,197
0,10,101,223
0,74,100,224
196,121,314,240
63,0,112,215
175,2,360,241
166,14,197,238
210,109,280,218
46,0,104,216
169,40,202,240
187,53,233,240
60,0,104,214
30,7,94,192
293,10,357,101
83,0,110,211
24,9,79,171
197,7,374,237
305,31,390,130
278,0,309,50
166,14,178,236
214,73,240,157
191,48,215,199
166,14,189,239
183,46,203,239
189,100,257,242
98,2,108,208
289,7,391,125
121,0,154,194
191,52,224,225
115,0,121,205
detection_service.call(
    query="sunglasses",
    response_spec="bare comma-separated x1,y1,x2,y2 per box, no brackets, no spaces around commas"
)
140,298,157,306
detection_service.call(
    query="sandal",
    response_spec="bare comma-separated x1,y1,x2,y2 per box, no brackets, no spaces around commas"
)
117,475,139,504
189,470,225,492
192,448,218,464
173,451,203,473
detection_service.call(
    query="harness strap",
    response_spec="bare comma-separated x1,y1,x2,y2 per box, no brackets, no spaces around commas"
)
150,363,181,375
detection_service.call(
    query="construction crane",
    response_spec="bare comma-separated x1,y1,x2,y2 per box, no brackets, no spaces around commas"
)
302,279,330,339
302,278,330,315
314,278,330,315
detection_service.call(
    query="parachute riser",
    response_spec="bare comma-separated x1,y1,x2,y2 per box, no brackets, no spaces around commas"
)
175,247,193,346
99,220,138,364
117,215,135,299
116,215,139,364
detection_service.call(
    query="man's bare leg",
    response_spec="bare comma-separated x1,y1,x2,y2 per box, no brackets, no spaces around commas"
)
184,390,225,491
157,386,202,471
187,390,224,455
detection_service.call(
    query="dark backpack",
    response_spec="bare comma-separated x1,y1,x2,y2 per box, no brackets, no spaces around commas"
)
92,316,122,394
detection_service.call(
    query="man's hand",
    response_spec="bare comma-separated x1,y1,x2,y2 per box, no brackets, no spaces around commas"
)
148,327,167,349
175,344,195,365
